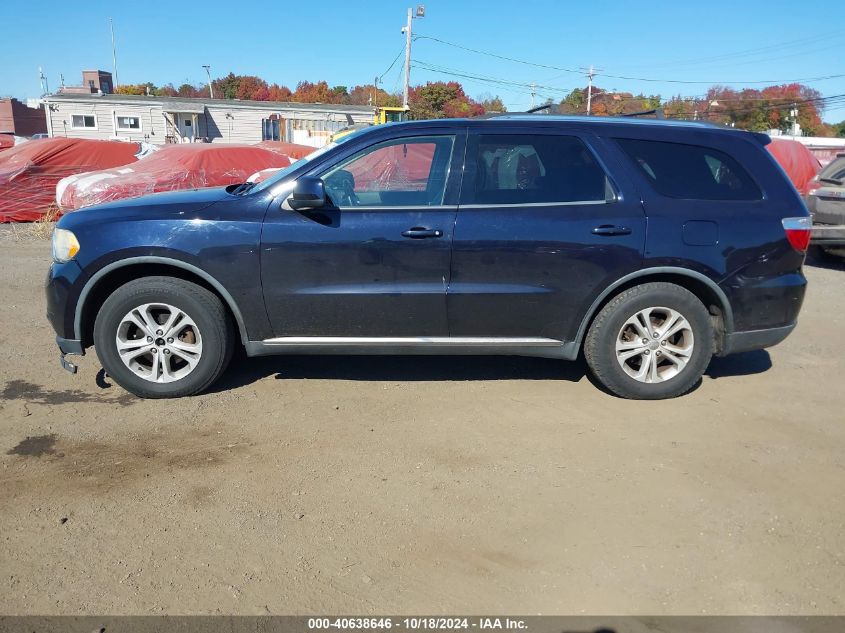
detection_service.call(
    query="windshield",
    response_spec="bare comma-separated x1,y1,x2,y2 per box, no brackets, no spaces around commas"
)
250,126,377,193
818,156,845,184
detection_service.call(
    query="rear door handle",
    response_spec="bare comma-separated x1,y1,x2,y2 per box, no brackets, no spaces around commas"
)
592,224,632,236
402,227,443,239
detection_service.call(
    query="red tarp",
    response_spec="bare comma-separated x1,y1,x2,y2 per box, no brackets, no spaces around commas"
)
256,141,315,160
346,142,434,191
0,135,14,153
767,138,822,196
0,138,139,222
58,144,293,211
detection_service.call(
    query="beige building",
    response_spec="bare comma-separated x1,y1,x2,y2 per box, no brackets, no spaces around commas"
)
40,92,374,148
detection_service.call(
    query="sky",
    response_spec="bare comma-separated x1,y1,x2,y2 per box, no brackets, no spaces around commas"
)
1,0,844,122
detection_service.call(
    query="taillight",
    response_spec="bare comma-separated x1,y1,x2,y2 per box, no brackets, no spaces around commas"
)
782,217,812,252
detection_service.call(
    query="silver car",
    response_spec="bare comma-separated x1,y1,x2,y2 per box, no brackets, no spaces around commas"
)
807,153,845,259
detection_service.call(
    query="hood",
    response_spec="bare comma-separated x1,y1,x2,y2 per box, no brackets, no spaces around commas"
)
57,187,230,230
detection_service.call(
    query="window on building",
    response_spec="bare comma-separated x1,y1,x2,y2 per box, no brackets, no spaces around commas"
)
262,119,280,141
116,115,141,131
319,135,455,207
616,138,763,201
468,134,610,205
71,114,96,129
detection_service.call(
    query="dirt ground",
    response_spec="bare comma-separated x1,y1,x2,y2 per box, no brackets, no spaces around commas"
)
1,224,844,616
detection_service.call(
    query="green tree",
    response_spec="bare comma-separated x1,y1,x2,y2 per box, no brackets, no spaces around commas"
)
479,94,506,113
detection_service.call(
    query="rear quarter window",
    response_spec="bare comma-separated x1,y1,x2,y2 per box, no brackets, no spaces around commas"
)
616,138,763,201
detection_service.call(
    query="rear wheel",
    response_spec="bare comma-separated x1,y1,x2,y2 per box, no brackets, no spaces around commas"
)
584,282,714,399
93,276,233,398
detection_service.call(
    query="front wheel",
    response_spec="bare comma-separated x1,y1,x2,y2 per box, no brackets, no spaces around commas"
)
93,276,234,398
584,282,714,399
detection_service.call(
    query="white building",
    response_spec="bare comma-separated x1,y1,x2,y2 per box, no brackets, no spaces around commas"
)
40,93,374,148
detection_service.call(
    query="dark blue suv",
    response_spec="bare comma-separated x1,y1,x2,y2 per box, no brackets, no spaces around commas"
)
46,116,811,399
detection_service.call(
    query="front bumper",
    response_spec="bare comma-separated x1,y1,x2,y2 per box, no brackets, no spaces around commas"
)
45,260,86,342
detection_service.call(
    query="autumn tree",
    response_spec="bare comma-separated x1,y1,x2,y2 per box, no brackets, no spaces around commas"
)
292,81,333,103
268,84,293,101
115,82,156,96
212,72,241,100
559,87,660,116
235,76,269,100
408,81,485,119
347,84,402,107
479,94,506,113
663,84,826,134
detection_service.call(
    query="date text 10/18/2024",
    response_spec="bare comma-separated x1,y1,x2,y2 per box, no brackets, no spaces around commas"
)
307,618,529,630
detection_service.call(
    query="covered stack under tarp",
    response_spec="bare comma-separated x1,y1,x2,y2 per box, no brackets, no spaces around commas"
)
0,134,15,153
0,138,140,222
57,144,293,211
256,141,315,161
767,138,822,196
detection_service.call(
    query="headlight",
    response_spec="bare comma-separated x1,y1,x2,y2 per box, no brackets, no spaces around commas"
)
51,228,80,263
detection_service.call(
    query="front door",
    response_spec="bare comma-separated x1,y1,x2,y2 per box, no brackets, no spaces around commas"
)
178,114,194,141
260,130,465,337
448,129,646,342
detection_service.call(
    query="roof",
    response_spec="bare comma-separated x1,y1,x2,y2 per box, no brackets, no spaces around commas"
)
366,115,768,139
41,92,374,115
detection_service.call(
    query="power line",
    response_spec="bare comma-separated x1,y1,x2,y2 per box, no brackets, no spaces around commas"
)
378,46,405,83
610,32,843,72
414,34,845,86
413,60,573,93
414,35,582,74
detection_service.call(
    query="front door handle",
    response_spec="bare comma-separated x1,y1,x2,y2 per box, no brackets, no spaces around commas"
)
402,227,443,239
592,224,632,236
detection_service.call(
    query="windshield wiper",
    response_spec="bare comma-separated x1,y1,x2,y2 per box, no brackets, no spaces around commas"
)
819,177,843,185
231,181,257,196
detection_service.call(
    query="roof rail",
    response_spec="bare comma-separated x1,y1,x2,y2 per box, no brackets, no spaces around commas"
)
621,108,665,119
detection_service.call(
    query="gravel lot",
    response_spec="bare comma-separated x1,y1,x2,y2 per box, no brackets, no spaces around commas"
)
1,225,844,615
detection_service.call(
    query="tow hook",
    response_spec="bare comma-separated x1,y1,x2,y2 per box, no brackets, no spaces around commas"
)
59,354,78,374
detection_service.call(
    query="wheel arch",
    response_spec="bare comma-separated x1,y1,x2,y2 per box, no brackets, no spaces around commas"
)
566,267,733,358
75,257,249,348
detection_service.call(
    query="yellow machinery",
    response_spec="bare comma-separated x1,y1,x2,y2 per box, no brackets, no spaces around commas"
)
375,106,408,124
331,107,409,142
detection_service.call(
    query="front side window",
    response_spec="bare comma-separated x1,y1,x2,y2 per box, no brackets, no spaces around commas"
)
468,134,610,205
617,138,762,201
71,114,96,129
116,115,140,131
319,135,455,207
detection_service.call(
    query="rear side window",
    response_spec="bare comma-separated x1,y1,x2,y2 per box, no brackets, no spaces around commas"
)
617,138,762,201
469,134,611,205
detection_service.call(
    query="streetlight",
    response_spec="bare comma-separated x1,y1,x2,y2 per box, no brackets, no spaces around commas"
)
202,65,214,99
401,5,425,109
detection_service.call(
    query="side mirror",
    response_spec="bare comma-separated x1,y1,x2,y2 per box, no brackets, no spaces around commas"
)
288,176,326,210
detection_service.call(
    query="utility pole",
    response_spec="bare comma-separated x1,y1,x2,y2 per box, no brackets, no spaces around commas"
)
402,5,425,110
530,83,536,109
109,18,119,88
203,65,214,99
582,65,600,115
38,67,49,95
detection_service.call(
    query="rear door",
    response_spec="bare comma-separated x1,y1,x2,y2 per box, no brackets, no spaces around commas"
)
447,127,646,341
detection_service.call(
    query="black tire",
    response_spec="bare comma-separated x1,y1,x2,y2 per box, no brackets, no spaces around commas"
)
93,276,234,398
584,282,713,400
